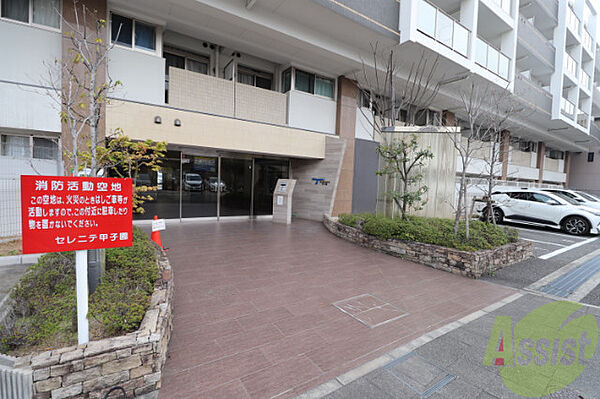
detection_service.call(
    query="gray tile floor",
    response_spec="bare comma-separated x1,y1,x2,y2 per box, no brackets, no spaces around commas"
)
324,294,600,399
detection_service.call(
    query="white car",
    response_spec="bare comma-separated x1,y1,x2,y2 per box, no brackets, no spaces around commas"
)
481,189,600,236
183,173,204,191
542,188,600,211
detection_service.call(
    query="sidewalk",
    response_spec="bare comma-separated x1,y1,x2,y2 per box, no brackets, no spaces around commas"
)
318,293,600,399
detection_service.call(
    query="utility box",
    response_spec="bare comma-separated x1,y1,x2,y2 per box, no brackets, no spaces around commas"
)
272,179,296,224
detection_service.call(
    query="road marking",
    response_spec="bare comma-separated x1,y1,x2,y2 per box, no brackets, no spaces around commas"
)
521,238,565,247
538,237,599,260
512,226,587,241
569,269,600,301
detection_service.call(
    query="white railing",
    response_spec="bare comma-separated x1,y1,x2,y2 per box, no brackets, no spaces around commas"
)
581,70,591,90
561,97,575,116
416,0,470,57
567,6,580,34
577,110,589,127
475,37,510,80
492,0,511,14
583,29,593,53
565,52,578,77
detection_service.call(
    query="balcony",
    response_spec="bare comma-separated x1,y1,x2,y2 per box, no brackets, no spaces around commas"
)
168,67,287,125
514,73,552,113
565,52,578,78
416,0,470,57
474,37,510,80
517,15,555,67
590,122,600,141
583,29,594,55
581,70,591,91
491,0,511,15
561,97,575,117
577,110,589,128
567,6,580,36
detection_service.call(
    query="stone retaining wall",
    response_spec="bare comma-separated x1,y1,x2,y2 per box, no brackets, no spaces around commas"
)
4,249,173,399
323,216,533,278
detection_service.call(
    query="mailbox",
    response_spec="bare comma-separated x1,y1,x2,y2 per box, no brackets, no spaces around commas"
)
272,178,296,224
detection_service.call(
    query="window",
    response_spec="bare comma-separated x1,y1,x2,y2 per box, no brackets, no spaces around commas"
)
164,50,209,76
33,137,57,159
111,13,156,52
588,152,594,162
237,66,273,90
186,58,208,75
134,21,155,51
1,135,29,158
531,193,557,204
2,0,60,28
294,69,334,98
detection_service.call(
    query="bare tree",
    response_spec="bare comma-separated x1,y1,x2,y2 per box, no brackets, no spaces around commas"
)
355,44,442,141
444,80,493,239
44,0,122,175
479,89,529,225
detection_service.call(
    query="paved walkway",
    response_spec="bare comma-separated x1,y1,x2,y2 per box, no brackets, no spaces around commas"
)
157,219,514,399
323,293,600,399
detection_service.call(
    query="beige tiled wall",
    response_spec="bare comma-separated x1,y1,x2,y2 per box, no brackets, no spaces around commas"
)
168,67,286,125
510,147,533,167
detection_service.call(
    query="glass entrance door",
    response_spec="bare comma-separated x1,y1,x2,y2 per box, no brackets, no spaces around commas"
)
253,158,289,216
219,158,252,216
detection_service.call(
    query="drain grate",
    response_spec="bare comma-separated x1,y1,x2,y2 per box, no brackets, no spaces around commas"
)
332,294,408,328
383,352,456,398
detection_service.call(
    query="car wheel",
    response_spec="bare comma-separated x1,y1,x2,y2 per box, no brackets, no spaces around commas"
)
562,216,590,236
482,207,503,224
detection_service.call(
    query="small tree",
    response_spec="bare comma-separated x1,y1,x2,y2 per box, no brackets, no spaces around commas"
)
377,134,434,219
79,129,167,214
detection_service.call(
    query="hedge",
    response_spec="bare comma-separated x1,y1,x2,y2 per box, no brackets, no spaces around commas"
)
338,213,518,252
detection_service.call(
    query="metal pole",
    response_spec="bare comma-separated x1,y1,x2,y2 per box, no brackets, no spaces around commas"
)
217,156,221,221
75,250,89,345
179,152,183,223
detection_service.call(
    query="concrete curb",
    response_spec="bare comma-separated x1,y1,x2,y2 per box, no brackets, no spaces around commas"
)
0,254,43,267
293,293,524,399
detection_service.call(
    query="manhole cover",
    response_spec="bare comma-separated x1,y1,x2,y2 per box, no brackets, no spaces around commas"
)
332,294,408,328
384,352,456,398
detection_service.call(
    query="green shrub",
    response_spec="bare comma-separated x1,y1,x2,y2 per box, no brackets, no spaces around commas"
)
0,227,158,354
337,213,518,252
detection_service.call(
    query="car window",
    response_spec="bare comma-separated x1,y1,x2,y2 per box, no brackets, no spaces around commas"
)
531,193,560,204
508,192,528,200
576,191,598,202
548,192,578,205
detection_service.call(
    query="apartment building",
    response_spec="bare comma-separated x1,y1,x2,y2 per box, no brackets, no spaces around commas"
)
1,0,599,232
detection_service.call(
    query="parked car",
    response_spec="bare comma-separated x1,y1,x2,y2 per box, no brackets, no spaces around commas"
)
479,189,600,236
208,176,226,192
542,188,600,211
183,173,204,191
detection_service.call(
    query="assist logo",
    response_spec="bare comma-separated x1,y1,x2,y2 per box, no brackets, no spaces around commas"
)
483,301,598,397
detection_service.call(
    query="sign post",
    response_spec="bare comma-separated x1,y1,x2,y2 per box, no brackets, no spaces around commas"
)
20,175,133,345
75,250,89,344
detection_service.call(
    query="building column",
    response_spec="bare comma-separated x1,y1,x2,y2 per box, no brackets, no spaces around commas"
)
332,76,358,216
499,130,510,180
536,141,546,184
564,151,571,187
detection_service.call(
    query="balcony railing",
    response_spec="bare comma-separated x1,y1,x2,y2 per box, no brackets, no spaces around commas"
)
577,110,589,128
567,6,580,34
583,29,594,54
565,52,578,77
475,37,510,80
416,0,469,57
491,0,511,14
581,70,591,90
561,97,575,116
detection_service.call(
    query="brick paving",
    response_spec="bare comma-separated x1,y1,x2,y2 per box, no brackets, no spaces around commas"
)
157,219,514,399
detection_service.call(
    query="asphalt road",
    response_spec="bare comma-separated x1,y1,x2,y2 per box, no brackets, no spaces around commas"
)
484,222,600,306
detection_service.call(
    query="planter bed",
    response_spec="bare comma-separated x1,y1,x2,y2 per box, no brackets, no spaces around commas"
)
324,215,532,279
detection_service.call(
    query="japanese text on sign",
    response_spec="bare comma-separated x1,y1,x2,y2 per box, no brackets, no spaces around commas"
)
20,175,133,254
